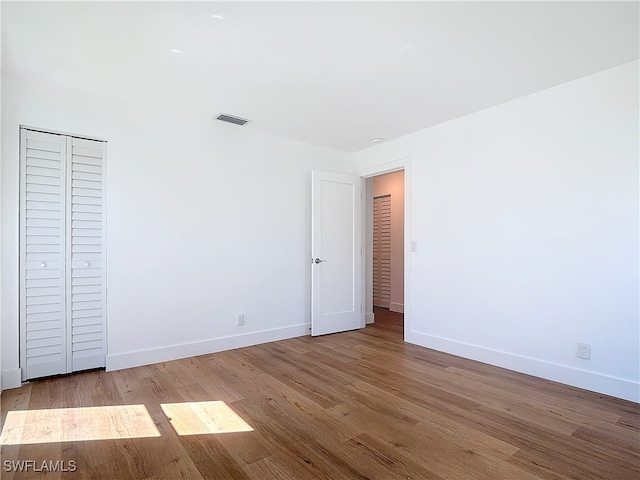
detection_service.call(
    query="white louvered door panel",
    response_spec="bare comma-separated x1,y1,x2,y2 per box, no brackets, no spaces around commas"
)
373,199,380,304
20,128,106,381
20,129,68,379
67,136,106,372
373,195,392,308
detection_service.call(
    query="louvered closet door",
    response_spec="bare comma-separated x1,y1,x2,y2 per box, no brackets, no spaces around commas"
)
373,195,391,308
20,130,68,379
20,129,106,380
67,137,106,372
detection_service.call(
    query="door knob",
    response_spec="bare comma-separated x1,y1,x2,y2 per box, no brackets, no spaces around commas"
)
314,258,327,264
84,262,91,267
40,262,47,268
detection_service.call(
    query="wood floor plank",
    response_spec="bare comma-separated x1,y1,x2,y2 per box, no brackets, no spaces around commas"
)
176,435,247,480
445,365,622,425
239,346,349,409
571,423,640,456
343,433,446,480
235,401,358,479
232,374,365,443
465,406,639,480
242,456,310,480
328,402,536,480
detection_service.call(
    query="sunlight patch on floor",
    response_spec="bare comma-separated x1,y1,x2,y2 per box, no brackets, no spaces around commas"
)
161,401,253,436
0,405,161,445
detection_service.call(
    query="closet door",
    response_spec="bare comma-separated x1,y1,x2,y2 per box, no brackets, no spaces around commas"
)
20,130,68,379
20,129,106,380
67,137,106,372
372,195,392,308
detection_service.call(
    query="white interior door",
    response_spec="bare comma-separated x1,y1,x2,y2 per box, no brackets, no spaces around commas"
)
311,171,363,336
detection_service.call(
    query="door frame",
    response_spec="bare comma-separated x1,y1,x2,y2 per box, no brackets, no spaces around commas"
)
359,157,411,341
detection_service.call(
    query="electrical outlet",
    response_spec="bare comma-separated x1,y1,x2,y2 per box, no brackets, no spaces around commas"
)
236,314,245,326
577,342,591,359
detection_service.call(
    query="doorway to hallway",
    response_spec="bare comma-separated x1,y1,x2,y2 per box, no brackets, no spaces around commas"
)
367,170,405,333
372,306,404,334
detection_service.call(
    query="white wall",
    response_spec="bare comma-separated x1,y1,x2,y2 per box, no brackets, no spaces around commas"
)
1,70,351,388
352,61,640,402
373,171,404,312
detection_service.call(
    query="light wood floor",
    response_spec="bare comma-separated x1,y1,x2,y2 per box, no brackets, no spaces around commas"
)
1,308,638,479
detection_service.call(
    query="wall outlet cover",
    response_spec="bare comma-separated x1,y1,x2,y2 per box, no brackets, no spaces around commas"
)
577,342,591,359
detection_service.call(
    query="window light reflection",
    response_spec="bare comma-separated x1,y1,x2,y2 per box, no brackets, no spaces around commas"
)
0,405,160,445
160,401,253,436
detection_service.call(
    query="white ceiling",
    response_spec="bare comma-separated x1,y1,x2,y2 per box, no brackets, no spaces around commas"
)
3,1,639,153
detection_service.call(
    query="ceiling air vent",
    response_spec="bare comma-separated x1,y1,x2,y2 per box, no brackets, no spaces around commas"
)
215,113,251,126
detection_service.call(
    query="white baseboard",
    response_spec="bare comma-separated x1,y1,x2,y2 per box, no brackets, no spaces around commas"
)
406,330,639,403
106,323,310,372
365,312,375,324
390,302,404,313
1,368,22,391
